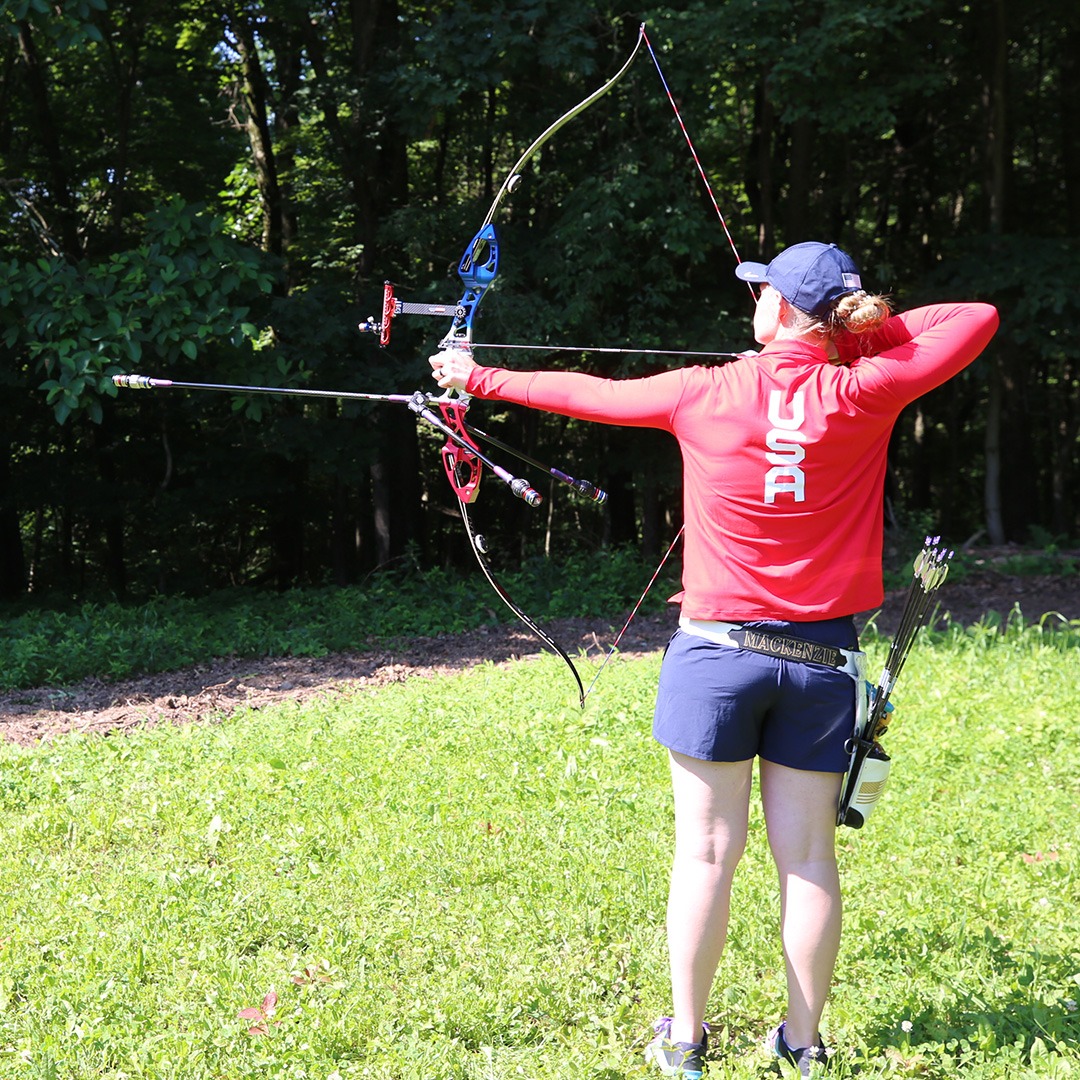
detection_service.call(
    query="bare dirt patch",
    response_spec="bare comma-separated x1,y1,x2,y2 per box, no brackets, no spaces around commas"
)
3,566,1077,748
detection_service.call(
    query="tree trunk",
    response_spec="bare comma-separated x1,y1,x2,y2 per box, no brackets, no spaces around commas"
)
640,468,660,565
229,16,286,259
1048,358,1077,536
15,22,80,256
0,434,26,599
1062,17,1080,235
984,357,1006,544
268,458,306,588
370,458,391,568
981,0,1010,544
784,116,813,240
748,77,776,253
92,420,127,597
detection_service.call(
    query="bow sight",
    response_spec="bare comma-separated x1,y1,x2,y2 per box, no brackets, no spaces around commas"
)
360,225,498,350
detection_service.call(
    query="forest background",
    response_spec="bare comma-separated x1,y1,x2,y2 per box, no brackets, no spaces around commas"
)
1,0,1078,605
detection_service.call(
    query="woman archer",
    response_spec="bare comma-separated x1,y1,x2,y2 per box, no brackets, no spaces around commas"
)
429,241,998,1077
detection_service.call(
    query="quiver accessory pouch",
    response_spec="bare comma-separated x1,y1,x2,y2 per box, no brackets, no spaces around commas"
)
837,538,952,829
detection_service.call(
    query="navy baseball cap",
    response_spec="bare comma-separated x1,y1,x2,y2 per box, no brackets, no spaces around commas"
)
735,242,862,317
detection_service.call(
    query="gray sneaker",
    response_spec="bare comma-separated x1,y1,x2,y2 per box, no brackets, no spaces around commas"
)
766,1021,830,1076
645,1017,709,1078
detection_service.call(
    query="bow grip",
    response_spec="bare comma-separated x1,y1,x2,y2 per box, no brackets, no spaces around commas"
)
442,441,482,503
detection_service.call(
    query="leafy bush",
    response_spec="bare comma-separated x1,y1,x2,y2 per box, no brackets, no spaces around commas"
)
0,547,680,690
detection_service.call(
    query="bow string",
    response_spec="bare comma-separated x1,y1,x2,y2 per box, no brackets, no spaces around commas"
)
415,24,651,710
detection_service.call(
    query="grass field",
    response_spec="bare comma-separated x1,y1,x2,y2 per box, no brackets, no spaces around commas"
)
0,621,1077,1079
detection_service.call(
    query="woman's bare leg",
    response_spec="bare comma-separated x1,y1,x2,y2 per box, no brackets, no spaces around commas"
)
759,760,843,1049
665,751,754,1045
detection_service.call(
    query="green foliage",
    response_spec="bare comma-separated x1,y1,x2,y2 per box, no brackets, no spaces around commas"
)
2,0,1078,597
695,0,947,135
0,624,1077,1077
0,200,274,424
0,0,106,48
963,552,1079,580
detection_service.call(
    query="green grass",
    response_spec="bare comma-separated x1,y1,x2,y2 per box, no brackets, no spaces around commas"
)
0,623,1078,1078
0,548,680,691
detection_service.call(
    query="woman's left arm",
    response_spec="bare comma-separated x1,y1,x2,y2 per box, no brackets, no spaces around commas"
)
430,348,692,429
851,302,1000,401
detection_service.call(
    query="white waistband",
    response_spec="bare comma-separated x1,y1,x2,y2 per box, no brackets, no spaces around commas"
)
679,618,744,644
678,616,864,677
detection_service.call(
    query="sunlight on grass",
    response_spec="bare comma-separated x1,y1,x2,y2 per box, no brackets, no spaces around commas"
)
0,626,1078,1078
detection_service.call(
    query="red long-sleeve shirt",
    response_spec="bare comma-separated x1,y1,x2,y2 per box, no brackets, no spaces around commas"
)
466,303,999,620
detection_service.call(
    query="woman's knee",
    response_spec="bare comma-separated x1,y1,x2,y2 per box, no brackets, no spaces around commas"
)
669,752,754,868
674,827,749,873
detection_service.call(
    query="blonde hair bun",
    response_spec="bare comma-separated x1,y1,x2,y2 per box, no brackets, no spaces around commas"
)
832,291,891,334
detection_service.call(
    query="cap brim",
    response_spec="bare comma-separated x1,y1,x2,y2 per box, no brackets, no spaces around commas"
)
734,261,768,283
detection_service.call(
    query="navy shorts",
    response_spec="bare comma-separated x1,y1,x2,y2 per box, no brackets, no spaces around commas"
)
652,617,859,772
